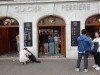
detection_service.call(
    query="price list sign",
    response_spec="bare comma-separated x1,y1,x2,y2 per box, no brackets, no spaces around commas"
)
24,22,33,47
71,21,80,46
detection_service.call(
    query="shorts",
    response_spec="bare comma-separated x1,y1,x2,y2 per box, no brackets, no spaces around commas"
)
44,43,48,48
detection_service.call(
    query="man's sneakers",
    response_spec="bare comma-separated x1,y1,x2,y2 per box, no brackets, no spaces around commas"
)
92,64,98,68
75,68,88,73
92,64,100,70
95,67,100,70
84,69,88,73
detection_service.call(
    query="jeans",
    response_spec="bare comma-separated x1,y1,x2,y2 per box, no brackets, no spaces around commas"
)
76,53,89,69
49,42,54,55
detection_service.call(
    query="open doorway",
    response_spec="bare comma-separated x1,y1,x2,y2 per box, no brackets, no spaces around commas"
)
38,15,66,58
0,17,19,57
85,14,100,40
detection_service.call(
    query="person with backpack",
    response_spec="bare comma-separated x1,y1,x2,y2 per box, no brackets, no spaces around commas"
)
92,31,100,70
24,48,41,63
75,29,92,72
19,48,31,64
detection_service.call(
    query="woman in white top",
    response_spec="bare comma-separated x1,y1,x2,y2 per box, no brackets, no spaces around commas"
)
19,48,31,64
92,31,100,70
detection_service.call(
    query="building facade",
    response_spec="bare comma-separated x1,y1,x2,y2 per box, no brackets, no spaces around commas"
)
0,0,100,59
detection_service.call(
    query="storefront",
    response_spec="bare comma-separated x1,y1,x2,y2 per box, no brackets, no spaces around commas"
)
0,0,100,59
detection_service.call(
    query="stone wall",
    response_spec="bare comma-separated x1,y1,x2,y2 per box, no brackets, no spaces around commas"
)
0,1,100,59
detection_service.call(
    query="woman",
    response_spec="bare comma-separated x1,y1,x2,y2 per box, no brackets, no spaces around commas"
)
92,31,100,70
19,48,31,64
48,34,54,55
54,34,59,55
24,48,41,63
16,34,20,51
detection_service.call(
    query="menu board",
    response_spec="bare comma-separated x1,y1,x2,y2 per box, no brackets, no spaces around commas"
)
24,22,33,47
71,21,80,46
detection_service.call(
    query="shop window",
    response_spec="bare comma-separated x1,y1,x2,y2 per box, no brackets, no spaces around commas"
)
85,14,100,39
0,17,19,26
38,16,65,26
0,0,14,1
85,14,100,25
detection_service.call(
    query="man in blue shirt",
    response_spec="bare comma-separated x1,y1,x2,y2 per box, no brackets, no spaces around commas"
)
75,29,92,73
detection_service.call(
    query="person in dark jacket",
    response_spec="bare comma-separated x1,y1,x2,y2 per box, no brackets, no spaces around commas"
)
39,32,44,54
75,29,92,72
24,48,41,63
43,32,49,54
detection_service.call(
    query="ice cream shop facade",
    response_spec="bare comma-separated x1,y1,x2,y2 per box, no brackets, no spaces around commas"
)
0,0,100,59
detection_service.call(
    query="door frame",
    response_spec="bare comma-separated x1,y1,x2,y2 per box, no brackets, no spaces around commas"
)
37,16,66,58
0,26,19,54
0,17,19,54
37,15,66,58
38,25,66,57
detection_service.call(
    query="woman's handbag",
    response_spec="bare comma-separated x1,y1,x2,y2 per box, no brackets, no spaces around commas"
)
90,42,99,55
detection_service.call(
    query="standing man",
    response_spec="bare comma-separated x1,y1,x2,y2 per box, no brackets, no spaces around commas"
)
16,34,20,51
75,29,92,72
43,32,49,54
39,32,44,54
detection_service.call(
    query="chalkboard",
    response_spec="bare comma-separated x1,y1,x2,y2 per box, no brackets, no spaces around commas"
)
24,22,33,47
71,21,80,46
